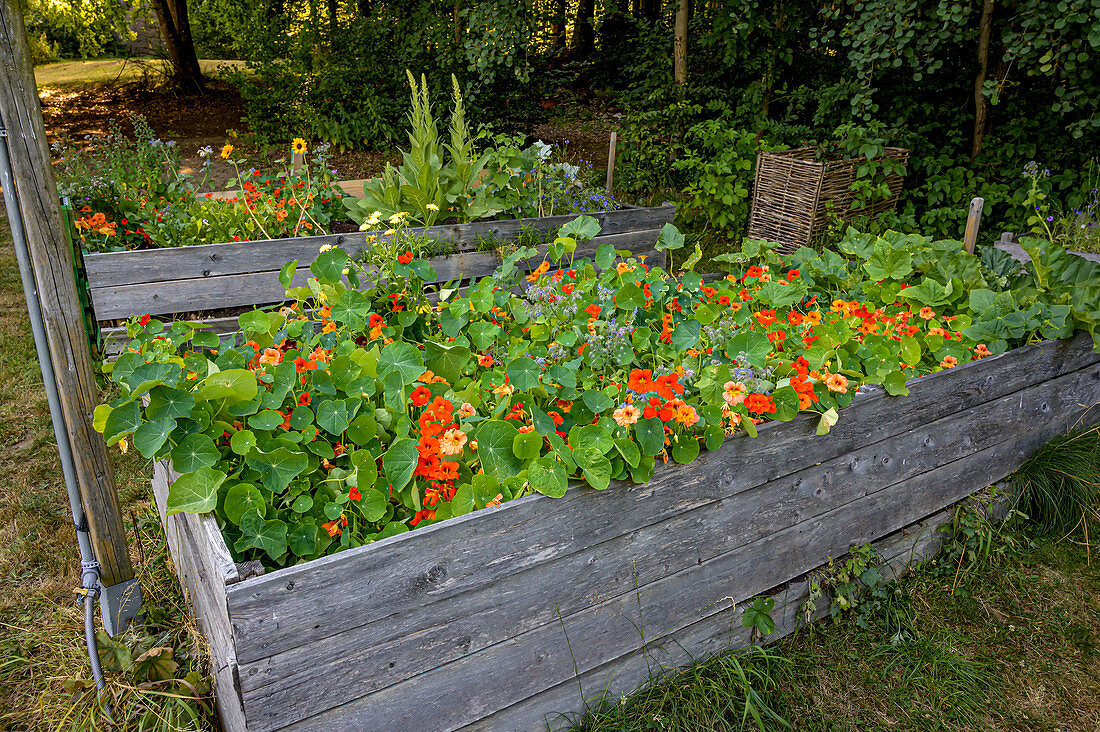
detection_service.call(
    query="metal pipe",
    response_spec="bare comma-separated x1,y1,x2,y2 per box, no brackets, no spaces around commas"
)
0,116,107,692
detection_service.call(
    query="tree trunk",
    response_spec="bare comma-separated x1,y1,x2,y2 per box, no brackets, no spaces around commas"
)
550,0,566,52
634,0,660,21
149,0,204,92
674,0,688,87
571,0,595,57
970,0,995,160
760,4,787,118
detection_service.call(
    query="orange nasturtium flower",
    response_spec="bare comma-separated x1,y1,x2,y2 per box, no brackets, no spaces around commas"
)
410,386,432,407
744,393,777,415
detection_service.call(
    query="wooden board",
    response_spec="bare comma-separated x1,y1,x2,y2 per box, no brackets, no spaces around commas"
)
226,332,1099,666
474,504,958,732
96,236,666,353
272,398,1095,732
83,205,675,286
233,362,1100,730
89,222,671,321
150,462,247,731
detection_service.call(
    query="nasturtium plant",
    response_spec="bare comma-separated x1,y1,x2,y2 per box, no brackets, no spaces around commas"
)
97,218,1099,569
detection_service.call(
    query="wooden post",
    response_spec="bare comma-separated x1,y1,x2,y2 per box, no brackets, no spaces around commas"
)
963,196,984,255
605,130,617,195
0,0,135,588
291,150,304,175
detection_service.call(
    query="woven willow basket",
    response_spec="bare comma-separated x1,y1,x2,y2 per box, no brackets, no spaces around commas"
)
747,146,910,252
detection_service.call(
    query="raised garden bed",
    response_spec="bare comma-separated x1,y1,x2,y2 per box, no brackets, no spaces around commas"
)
149,331,1100,731
83,203,676,353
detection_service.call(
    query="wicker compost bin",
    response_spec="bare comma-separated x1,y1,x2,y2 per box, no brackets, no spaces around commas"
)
748,146,910,252
150,332,1099,731
81,204,677,353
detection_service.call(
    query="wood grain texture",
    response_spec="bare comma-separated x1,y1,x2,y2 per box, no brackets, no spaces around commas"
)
226,332,1098,667
473,506,958,732
275,397,1095,732
150,463,246,731
236,363,1100,730
83,205,676,285
0,0,133,586
88,225,668,321
469,421,1078,732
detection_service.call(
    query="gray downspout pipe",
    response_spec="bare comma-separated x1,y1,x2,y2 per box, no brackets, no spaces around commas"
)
0,117,107,694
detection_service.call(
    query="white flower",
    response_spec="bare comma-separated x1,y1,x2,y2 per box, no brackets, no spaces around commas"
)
426,203,439,212
319,244,333,253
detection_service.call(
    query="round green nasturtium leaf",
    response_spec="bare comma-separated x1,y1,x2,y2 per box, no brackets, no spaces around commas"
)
382,437,418,492
316,399,352,435
236,510,288,561
288,523,318,558
290,406,315,430
170,433,220,473
582,391,614,414
249,409,283,431
358,488,388,523
377,521,410,540
474,420,524,482
529,457,568,498
579,447,612,490
568,424,613,457
166,466,226,516
291,494,314,514
351,449,378,487
506,357,540,392
512,431,543,461
133,417,175,458
223,482,266,525
634,418,665,457
671,437,700,465
451,483,475,516
471,473,502,508
346,414,378,445
229,429,256,456
613,437,641,469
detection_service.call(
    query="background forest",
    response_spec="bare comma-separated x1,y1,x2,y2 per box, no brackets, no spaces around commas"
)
23,0,1100,248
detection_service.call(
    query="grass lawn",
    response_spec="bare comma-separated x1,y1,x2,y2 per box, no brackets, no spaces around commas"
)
0,210,1096,730
33,58,246,88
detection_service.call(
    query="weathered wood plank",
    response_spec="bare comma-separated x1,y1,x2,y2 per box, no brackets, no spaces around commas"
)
89,267,316,321
83,205,676,286
235,363,1100,729
150,463,247,731
89,229,665,321
226,333,1098,666
0,0,134,588
476,504,960,732
279,402,1091,732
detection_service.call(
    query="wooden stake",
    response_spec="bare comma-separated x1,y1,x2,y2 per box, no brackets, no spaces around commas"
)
0,0,134,588
291,150,304,175
963,196,984,255
605,131,617,195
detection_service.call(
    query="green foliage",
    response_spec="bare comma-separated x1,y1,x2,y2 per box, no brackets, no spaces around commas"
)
569,646,791,732
1011,425,1100,537
96,218,1095,570
23,0,130,61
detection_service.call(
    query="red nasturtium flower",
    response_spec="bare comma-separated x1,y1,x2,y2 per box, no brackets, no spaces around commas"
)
585,304,602,318
397,250,413,264
297,392,312,406
744,393,777,415
139,313,151,327
294,356,317,373
410,386,432,407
